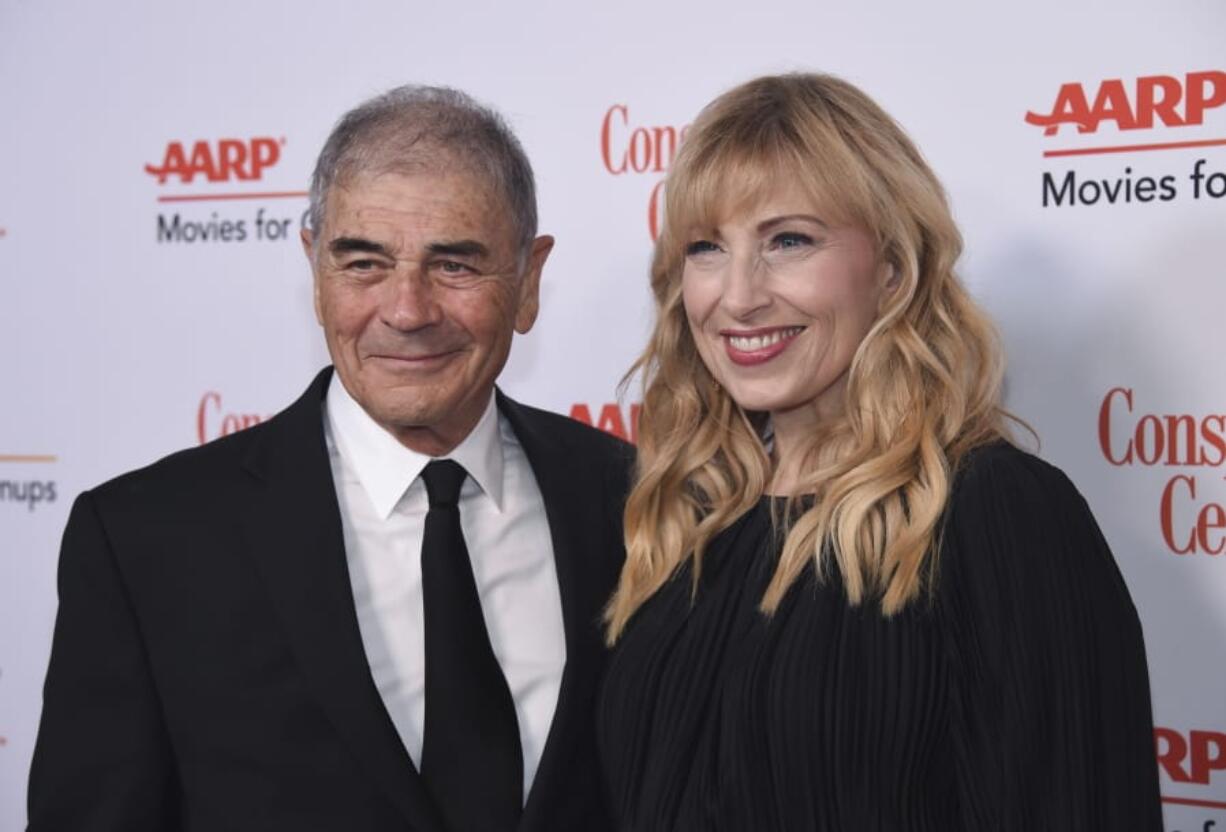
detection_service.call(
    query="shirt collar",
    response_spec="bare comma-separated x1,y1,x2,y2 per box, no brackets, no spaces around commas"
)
325,374,505,519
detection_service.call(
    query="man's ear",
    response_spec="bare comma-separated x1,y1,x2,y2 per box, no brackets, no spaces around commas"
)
301,228,324,326
514,234,554,334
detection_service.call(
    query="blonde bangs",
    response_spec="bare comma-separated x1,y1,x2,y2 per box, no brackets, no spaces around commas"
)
659,91,880,276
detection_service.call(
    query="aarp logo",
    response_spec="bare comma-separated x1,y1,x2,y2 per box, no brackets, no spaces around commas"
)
145,137,285,184
1026,71,1226,136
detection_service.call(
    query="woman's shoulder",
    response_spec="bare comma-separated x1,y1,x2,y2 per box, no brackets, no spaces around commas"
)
938,438,1131,607
945,439,1095,531
951,439,1076,497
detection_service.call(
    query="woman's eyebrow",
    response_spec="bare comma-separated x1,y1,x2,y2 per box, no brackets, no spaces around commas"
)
756,214,828,233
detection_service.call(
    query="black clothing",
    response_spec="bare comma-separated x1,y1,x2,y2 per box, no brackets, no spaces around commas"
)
598,443,1162,831
29,368,632,832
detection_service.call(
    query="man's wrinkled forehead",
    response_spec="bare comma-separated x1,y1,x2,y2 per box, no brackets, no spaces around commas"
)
320,168,518,270
335,138,450,186
327,170,487,217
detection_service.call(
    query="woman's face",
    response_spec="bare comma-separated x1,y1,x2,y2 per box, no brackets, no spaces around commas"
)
680,179,890,428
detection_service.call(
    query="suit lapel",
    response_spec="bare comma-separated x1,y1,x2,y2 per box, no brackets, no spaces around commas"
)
240,368,444,832
497,392,614,831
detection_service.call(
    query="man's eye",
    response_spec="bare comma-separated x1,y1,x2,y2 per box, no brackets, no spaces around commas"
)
685,240,721,257
435,260,483,278
770,232,814,250
343,258,380,271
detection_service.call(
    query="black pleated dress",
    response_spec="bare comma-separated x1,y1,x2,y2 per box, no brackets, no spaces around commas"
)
597,443,1163,831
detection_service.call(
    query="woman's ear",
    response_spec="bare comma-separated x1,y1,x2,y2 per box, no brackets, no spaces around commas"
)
882,261,901,290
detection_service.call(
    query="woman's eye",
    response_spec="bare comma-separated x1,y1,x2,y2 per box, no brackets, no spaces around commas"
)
685,240,721,257
771,232,814,250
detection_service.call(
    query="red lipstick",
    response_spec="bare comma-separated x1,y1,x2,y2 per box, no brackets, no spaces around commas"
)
720,326,804,366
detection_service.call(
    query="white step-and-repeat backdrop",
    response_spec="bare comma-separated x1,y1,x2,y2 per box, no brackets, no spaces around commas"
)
2,1,1224,828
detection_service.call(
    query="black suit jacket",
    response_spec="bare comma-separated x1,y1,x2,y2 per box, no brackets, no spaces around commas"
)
28,368,632,832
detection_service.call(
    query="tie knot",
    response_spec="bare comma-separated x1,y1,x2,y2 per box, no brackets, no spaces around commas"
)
421,459,467,508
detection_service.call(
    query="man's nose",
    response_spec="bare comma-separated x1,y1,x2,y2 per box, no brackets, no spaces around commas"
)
720,253,771,320
381,262,444,332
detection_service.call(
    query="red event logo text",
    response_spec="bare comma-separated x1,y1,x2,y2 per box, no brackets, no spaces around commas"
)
601,105,689,240
1098,387,1226,554
1026,71,1226,136
570,402,641,445
146,137,284,184
197,392,271,445
1156,727,1226,786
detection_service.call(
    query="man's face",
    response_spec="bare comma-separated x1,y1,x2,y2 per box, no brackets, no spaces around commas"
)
304,168,552,454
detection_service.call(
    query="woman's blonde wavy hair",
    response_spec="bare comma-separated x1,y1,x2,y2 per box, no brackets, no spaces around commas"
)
605,73,1013,643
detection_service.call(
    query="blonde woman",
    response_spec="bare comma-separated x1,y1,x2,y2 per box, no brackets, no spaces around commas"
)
597,74,1162,831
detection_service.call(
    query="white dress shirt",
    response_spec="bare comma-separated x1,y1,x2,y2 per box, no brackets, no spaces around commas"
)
323,376,566,798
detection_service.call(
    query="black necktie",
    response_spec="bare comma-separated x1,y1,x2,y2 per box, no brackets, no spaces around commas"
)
419,459,523,832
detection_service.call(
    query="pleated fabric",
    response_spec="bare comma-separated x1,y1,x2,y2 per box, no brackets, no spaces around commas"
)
596,442,1163,831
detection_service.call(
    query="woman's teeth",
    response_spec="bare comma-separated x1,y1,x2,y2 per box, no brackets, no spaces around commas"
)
727,327,804,351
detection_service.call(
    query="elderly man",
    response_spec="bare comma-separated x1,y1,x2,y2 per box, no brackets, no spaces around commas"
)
28,87,630,832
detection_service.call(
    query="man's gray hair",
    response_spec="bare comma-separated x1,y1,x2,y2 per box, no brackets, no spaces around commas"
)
307,85,538,258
